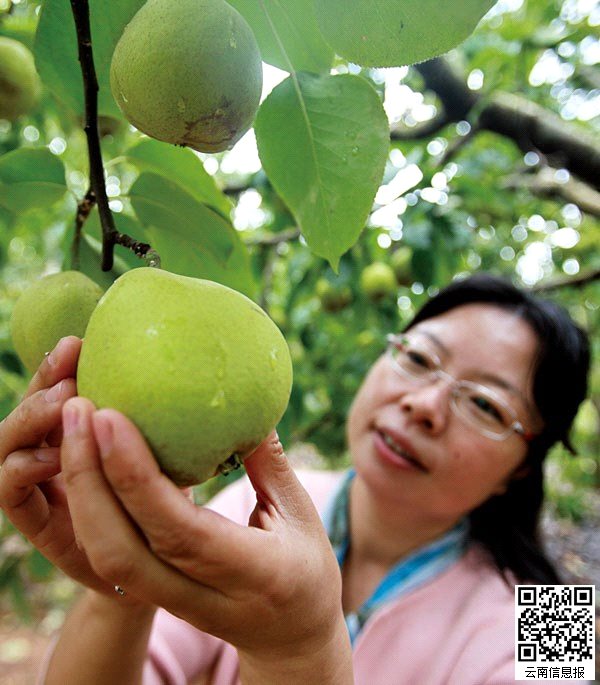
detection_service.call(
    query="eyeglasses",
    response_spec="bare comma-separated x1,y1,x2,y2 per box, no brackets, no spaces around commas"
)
385,334,536,442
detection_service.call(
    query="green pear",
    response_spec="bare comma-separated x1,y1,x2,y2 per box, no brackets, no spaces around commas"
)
110,0,263,153
360,262,397,302
356,330,377,349
316,278,352,313
10,271,104,375
0,37,41,121
76,268,293,486
390,246,413,286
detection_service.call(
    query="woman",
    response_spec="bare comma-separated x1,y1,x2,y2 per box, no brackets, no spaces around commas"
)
0,273,591,684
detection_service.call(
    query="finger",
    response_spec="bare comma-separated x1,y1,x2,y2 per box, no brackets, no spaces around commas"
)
93,409,275,586
0,447,61,527
23,336,82,400
0,448,103,589
0,378,77,463
61,398,228,616
243,432,320,528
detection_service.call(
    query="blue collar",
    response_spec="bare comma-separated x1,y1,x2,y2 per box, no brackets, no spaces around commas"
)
322,469,470,644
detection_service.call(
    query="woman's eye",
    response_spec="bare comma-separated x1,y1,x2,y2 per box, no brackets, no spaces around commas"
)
407,350,432,368
471,395,504,422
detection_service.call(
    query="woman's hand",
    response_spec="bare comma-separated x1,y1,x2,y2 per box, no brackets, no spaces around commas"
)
59,396,352,680
0,337,151,605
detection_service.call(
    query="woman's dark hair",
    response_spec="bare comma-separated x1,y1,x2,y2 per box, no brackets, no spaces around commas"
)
405,273,590,586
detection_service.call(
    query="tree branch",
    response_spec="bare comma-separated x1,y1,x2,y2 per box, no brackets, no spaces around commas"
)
393,57,600,191
390,113,449,141
437,123,481,166
479,92,600,191
532,268,600,293
69,0,160,270
415,58,480,121
502,167,600,218
69,0,118,271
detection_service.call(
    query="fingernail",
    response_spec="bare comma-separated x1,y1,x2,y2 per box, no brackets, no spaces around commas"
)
47,337,68,368
45,380,65,403
93,412,113,459
62,402,80,435
34,448,59,463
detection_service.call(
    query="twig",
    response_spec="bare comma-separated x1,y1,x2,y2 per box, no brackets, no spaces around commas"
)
437,123,480,167
244,227,301,246
390,113,449,141
502,167,600,218
69,0,160,269
69,0,118,270
532,268,600,293
224,182,254,196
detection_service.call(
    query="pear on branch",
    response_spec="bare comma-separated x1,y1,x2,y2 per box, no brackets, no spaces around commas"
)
360,262,397,302
77,268,293,486
0,37,41,121
10,271,103,375
110,0,263,153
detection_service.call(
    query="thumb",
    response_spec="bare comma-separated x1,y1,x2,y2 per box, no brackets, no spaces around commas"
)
242,431,315,522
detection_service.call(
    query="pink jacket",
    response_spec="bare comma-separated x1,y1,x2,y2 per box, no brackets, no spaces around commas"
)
141,470,587,685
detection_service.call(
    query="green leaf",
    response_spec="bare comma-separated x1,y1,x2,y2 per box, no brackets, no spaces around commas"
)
0,148,67,213
227,0,333,73
125,139,232,218
313,0,496,67
27,549,55,581
0,205,13,229
0,556,20,589
34,0,145,117
143,223,257,300
255,73,389,269
129,173,257,297
130,172,235,265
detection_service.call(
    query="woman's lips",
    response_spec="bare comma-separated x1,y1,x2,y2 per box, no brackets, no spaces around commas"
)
372,428,428,472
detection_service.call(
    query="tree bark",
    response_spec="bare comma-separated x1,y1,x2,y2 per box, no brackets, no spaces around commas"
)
480,92,600,191
391,57,600,191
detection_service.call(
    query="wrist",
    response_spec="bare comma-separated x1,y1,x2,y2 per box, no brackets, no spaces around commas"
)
84,588,157,622
237,615,353,685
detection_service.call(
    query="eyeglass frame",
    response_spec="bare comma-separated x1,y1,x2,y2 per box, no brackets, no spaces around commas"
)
384,333,538,442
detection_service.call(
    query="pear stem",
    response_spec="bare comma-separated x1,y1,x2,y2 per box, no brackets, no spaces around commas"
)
69,0,162,271
216,453,243,476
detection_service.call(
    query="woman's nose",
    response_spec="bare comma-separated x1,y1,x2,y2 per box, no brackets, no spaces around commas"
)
398,380,451,434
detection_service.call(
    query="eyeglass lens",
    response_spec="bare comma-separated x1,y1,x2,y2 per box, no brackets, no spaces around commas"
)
389,337,517,438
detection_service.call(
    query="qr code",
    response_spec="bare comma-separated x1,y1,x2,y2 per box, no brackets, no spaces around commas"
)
515,585,596,680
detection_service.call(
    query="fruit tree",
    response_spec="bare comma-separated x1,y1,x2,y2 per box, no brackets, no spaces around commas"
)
0,0,598,612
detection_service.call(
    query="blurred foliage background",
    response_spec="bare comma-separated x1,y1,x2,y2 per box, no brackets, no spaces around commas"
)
0,0,598,640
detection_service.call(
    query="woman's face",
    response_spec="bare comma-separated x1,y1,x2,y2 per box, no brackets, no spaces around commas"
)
346,303,541,526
